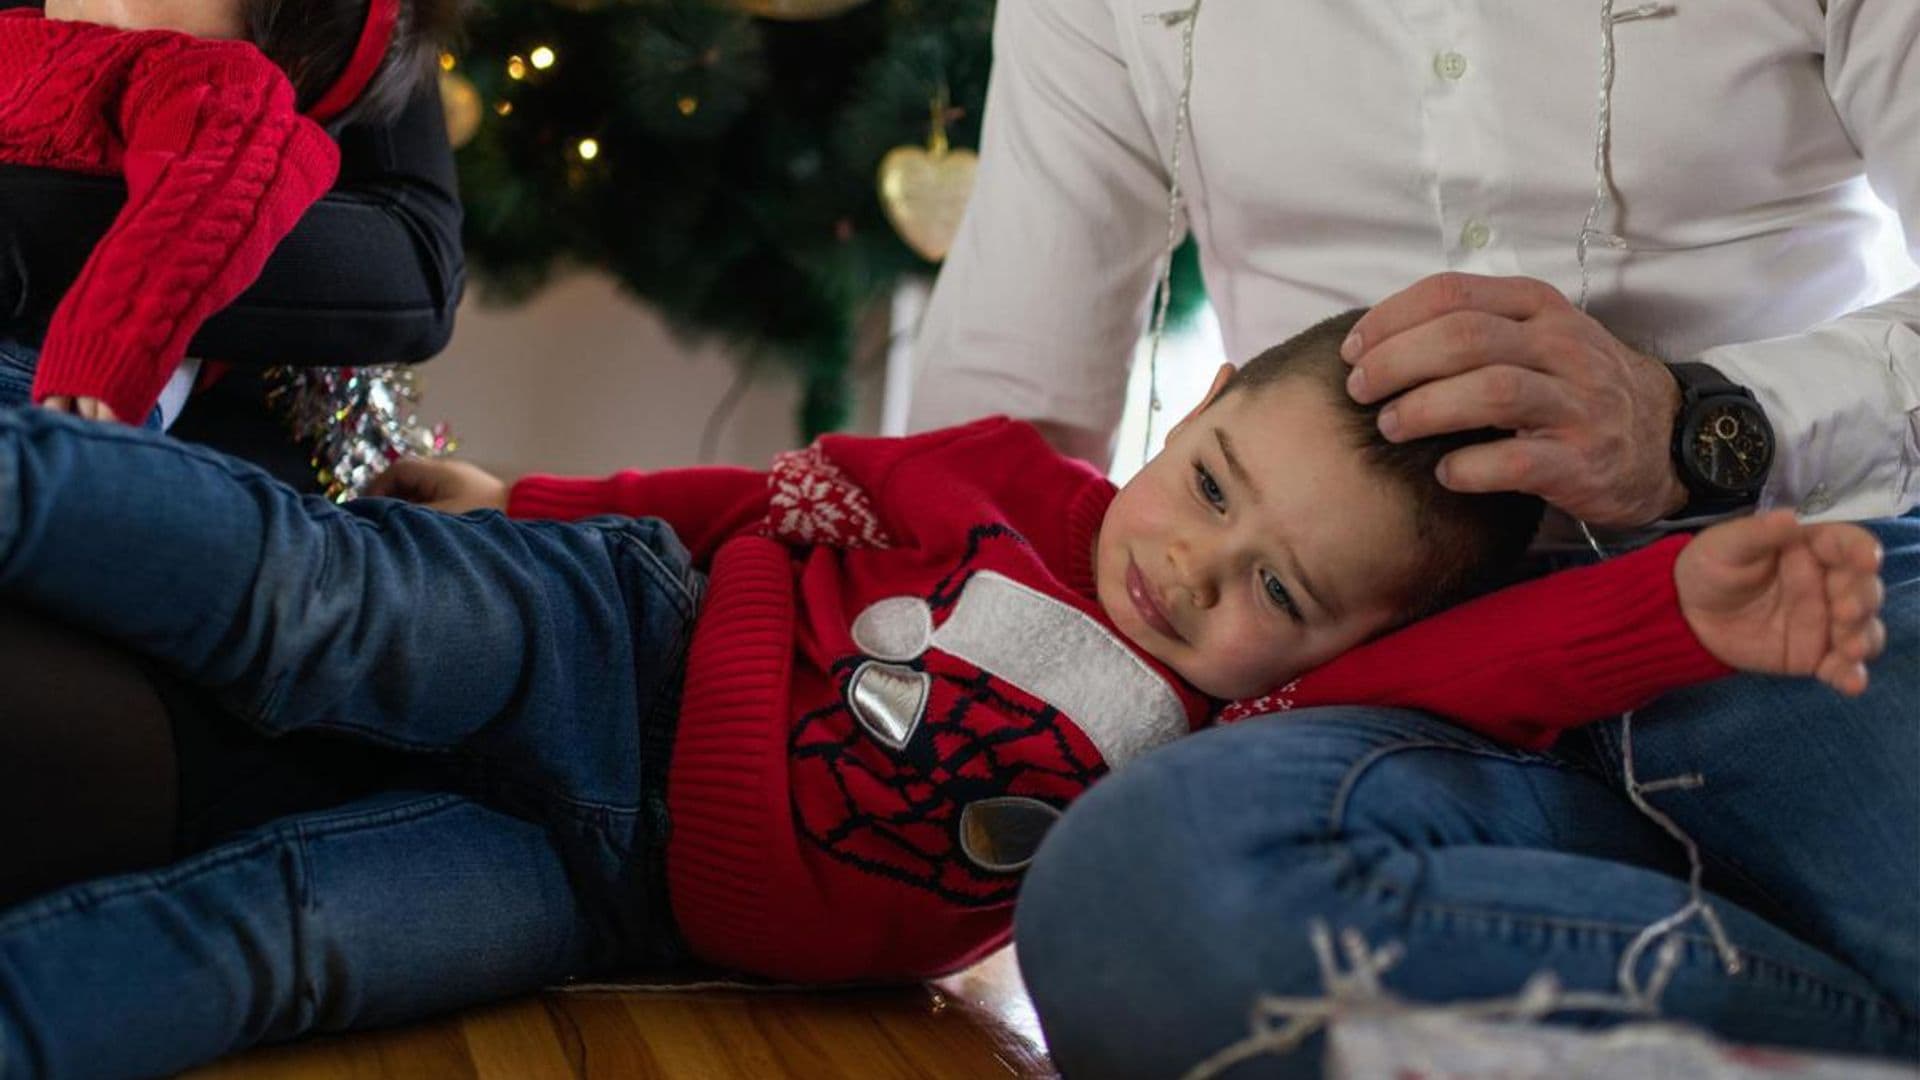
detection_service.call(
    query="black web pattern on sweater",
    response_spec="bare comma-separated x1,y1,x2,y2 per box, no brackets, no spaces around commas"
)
790,524,1107,906
792,659,1107,904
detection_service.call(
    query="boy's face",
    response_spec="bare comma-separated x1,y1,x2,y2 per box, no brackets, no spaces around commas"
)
1095,365,1424,700
43,0,245,38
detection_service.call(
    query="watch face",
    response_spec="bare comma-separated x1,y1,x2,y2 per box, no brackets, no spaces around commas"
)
1685,400,1772,492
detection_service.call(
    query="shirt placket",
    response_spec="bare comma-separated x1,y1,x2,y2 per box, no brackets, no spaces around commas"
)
1407,0,1520,277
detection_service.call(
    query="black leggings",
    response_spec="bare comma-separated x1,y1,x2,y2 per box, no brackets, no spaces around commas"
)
0,604,415,908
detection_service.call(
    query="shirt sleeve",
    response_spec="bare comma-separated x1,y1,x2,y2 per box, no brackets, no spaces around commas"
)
1232,537,1733,749
1691,0,1920,522
30,46,339,422
904,0,1174,466
507,466,771,566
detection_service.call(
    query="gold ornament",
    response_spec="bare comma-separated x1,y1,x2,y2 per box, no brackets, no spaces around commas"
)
877,93,977,262
439,70,483,149
733,0,872,20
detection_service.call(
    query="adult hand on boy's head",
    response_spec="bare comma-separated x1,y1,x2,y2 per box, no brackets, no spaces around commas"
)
1340,272,1689,528
364,457,510,514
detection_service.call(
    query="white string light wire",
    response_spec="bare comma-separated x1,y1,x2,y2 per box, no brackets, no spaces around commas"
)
1139,0,1205,466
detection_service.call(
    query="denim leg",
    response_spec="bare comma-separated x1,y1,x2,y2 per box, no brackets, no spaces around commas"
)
1017,709,1919,1079
1574,512,1920,1016
0,790,602,1080
0,408,700,815
0,341,35,411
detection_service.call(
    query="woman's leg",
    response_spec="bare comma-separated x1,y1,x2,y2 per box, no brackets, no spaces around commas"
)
0,790,613,1080
0,408,700,813
0,605,175,907
1016,708,1918,1079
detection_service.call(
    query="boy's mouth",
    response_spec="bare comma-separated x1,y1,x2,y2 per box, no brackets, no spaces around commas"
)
1126,559,1184,644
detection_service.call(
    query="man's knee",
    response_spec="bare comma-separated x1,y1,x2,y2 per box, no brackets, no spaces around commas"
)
1016,709,1467,1077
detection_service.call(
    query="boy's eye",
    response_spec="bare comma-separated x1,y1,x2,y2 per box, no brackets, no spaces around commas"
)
1195,464,1226,510
1262,570,1304,622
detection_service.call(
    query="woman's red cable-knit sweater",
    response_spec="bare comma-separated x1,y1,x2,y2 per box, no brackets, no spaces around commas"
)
0,10,338,422
507,417,1729,982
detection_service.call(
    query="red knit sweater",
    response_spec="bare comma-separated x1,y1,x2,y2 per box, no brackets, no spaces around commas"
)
0,10,339,422
509,417,1728,982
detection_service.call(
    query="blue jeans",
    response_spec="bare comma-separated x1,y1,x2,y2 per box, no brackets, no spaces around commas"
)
0,339,164,430
0,410,698,1079
1017,513,1920,1078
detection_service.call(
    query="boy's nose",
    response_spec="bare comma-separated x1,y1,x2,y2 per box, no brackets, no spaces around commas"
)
1167,540,1219,609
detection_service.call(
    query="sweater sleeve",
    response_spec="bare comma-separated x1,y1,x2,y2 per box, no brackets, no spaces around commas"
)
1232,536,1732,749
30,45,339,422
0,82,461,367
508,467,771,566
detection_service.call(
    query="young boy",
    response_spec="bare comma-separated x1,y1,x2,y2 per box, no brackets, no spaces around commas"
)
0,0,459,426
0,312,1884,1077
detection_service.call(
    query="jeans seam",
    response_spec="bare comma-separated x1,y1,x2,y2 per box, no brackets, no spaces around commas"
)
0,793,472,935
1329,738,1569,833
1410,899,1920,1030
603,528,700,619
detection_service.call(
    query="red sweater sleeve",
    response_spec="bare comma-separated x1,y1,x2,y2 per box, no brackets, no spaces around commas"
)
1248,536,1732,749
31,43,340,423
508,467,771,566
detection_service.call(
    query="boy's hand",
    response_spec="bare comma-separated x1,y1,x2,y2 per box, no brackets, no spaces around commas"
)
40,396,120,423
1677,509,1886,696
364,457,510,514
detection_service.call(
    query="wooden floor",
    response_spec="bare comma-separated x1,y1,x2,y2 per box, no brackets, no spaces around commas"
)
183,949,1055,1079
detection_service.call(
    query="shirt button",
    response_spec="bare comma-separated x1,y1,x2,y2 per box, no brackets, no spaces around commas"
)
1460,220,1492,250
1434,51,1469,80
1801,484,1832,515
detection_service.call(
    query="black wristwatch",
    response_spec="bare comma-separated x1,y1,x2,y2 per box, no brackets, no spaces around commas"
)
1666,361,1774,519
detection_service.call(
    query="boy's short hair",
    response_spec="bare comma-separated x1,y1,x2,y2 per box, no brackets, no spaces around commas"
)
244,0,470,126
1220,308,1545,620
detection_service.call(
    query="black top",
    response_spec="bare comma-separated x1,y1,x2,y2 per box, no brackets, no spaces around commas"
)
0,0,465,368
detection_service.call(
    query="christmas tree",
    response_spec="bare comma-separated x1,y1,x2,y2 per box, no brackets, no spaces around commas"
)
450,0,1202,437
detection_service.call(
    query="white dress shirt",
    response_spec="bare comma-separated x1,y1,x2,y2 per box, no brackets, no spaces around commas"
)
908,0,1920,525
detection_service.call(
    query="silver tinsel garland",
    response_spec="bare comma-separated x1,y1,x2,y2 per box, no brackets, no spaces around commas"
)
266,365,455,502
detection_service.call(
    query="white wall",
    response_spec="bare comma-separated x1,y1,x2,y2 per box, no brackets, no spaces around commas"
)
418,271,887,478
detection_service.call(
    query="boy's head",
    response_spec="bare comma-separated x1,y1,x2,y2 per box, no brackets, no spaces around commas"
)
44,0,466,126
1094,308,1545,699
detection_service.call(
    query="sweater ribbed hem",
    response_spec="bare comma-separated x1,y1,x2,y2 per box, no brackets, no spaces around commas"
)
33,331,176,425
1555,535,1732,717
1063,481,1114,601
509,476,623,520
664,537,800,975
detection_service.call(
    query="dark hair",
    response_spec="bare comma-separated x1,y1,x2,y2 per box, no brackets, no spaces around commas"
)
1218,308,1545,620
244,0,470,127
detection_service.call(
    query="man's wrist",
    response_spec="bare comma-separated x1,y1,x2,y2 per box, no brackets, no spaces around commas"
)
1661,360,1775,520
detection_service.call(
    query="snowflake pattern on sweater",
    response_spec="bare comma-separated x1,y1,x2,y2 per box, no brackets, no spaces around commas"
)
761,444,896,549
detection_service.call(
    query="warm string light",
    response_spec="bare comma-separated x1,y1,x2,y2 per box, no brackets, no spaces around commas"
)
577,137,601,161
530,45,557,70
506,55,528,80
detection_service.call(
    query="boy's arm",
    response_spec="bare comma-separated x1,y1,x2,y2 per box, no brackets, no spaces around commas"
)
31,45,340,423
1224,536,1731,749
509,467,772,565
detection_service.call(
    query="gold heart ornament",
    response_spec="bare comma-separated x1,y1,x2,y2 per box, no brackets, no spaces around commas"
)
877,143,978,263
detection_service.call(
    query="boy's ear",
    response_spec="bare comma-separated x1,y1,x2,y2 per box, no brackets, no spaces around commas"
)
1171,364,1237,434
1201,363,1236,405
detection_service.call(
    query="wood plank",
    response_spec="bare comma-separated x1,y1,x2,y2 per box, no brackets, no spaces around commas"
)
182,949,1054,1078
